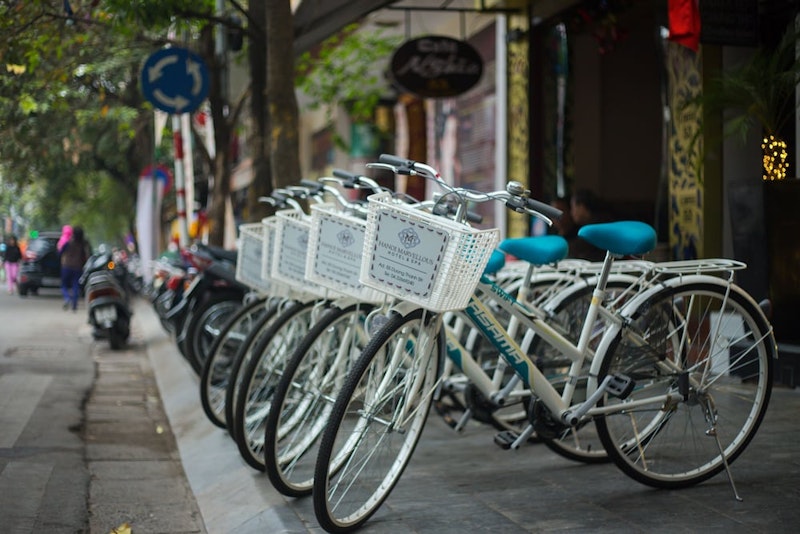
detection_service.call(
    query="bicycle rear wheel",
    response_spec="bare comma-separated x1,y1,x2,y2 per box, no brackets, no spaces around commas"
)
533,278,640,463
264,302,374,497
595,282,774,488
313,308,442,533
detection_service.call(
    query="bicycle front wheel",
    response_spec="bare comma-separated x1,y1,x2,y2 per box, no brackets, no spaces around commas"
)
313,308,442,533
234,299,323,471
224,303,283,441
595,282,774,488
199,296,270,428
265,302,374,497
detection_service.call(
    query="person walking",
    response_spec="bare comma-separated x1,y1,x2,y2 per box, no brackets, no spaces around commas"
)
57,224,73,252
3,235,22,294
60,226,90,311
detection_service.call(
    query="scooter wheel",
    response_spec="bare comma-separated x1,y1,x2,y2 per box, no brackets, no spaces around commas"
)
108,328,126,350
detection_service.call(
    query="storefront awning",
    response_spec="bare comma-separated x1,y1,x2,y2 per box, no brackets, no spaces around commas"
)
292,1,583,55
293,0,398,55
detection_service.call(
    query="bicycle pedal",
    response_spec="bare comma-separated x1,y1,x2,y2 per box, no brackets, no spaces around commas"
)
493,430,518,450
606,373,635,399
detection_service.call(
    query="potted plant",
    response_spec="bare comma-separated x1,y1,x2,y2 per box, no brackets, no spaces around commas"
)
686,24,800,344
690,26,800,181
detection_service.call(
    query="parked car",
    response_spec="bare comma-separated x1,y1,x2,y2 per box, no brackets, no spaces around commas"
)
17,232,62,296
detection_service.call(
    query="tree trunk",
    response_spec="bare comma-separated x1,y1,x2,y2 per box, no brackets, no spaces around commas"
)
266,0,302,189
204,26,233,247
245,0,273,222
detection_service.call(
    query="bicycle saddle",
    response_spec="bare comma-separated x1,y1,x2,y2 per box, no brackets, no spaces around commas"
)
578,221,656,256
498,235,569,266
482,249,507,275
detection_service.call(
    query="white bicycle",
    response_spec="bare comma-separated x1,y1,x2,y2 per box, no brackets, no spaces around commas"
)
311,155,775,533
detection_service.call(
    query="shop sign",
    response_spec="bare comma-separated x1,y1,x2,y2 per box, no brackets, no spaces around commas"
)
390,35,483,98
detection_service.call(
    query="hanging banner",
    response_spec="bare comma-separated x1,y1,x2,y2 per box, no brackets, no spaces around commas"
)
136,164,172,283
390,35,483,98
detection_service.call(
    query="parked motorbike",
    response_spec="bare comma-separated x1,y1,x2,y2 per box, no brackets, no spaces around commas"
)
165,243,248,374
150,254,193,334
82,251,133,350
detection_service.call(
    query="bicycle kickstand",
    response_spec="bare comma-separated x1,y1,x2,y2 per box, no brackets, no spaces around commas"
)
703,398,743,502
454,408,473,432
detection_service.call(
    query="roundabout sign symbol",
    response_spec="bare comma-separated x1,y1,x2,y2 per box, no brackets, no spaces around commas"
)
141,47,209,114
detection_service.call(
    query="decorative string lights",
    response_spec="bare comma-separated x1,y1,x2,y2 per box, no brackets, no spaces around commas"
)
762,135,788,181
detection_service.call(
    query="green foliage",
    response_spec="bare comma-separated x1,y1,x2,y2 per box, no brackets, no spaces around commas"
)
0,0,163,241
0,0,251,246
295,23,401,124
102,0,214,35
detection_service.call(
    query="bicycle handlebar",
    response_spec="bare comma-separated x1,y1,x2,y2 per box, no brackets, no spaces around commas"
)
328,169,384,192
373,153,561,226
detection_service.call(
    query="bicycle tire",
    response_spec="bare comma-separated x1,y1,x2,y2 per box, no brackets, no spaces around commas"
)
595,281,774,488
224,302,285,441
187,293,244,372
533,277,641,464
179,291,243,373
264,302,375,497
313,308,442,533
199,296,270,429
234,299,325,471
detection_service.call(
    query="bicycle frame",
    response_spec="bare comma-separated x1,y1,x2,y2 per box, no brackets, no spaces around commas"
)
443,249,647,426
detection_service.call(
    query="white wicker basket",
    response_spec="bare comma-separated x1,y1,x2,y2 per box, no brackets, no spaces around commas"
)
306,204,385,303
236,222,271,292
271,209,330,299
359,192,500,312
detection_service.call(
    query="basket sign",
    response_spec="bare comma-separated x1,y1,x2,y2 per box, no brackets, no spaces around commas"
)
239,228,265,285
312,213,366,290
366,208,448,298
260,223,275,281
276,221,310,282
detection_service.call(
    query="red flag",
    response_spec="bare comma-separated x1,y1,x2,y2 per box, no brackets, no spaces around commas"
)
668,0,701,52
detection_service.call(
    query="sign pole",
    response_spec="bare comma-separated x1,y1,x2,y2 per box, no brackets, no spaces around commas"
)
140,46,209,248
171,114,190,247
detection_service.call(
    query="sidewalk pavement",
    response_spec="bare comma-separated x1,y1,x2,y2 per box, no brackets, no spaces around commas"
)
137,298,800,533
0,288,205,533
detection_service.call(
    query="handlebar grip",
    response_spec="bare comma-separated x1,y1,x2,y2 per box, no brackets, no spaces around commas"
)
465,210,483,224
299,179,324,194
379,153,415,168
526,198,563,220
332,169,358,180
432,204,483,224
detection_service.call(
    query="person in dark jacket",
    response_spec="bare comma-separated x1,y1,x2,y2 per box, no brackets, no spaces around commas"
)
3,235,22,294
570,188,614,262
60,226,90,311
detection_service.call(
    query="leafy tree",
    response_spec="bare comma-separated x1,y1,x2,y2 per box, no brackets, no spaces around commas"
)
0,1,162,244
0,0,259,248
1,0,369,253
244,0,272,223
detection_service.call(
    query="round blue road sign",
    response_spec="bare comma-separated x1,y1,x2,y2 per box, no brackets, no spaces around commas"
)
141,47,210,114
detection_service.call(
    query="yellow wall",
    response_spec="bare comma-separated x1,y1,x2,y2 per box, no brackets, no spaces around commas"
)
666,42,704,259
